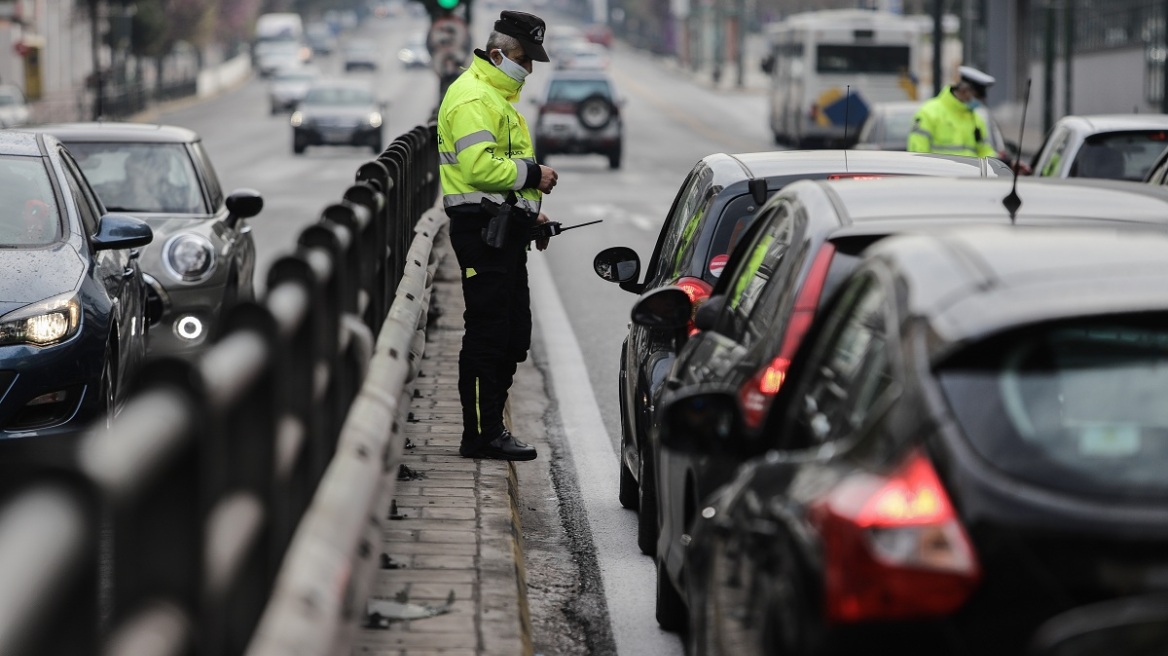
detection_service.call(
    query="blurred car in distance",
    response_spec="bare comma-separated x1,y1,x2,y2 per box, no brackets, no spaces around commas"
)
398,32,431,69
305,21,337,56
1031,114,1168,180
854,99,1016,160
342,38,380,71
555,40,610,70
590,151,1008,563
37,122,263,358
0,131,153,449
291,80,385,154
0,84,30,128
662,222,1168,655
532,69,623,168
583,23,614,49
267,65,319,115
255,39,310,77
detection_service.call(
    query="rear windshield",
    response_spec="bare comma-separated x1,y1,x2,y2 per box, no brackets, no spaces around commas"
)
1071,131,1168,182
939,317,1168,499
816,44,911,74
546,79,612,102
0,155,61,246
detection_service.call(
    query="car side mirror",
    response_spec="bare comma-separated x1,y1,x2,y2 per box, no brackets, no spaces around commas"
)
593,246,641,288
631,286,692,330
93,213,153,251
224,188,264,229
760,53,775,75
693,294,725,332
658,386,746,456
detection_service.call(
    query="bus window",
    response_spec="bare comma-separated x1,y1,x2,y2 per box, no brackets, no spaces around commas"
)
816,45,911,74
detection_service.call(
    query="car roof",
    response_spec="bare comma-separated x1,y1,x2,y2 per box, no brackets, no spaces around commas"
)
34,122,199,144
711,150,1005,184
1052,114,1168,133
0,130,46,156
865,225,1168,360
793,176,1168,230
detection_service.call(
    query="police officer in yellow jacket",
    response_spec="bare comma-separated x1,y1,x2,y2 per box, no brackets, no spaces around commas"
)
437,10,558,461
907,66,997,158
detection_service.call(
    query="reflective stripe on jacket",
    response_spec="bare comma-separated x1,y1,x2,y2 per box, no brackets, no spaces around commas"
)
906,86,996,158
437,53,542,215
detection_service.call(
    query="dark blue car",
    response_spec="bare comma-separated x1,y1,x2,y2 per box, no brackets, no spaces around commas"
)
0,131,153,453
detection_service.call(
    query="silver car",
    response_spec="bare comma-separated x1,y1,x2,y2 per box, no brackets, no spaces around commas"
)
1031,114,1168,181
268,65,319,115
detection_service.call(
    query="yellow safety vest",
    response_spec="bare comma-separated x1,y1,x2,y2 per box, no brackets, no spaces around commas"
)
437,53,542,216
907,86,996,159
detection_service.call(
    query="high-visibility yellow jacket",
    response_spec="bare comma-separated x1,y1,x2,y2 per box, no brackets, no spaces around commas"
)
437,52,542,216
907,86,996,158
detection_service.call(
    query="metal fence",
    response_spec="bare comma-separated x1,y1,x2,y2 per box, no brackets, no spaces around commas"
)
0,121,443,656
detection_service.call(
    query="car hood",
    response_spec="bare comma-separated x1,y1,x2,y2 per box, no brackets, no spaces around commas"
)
0,243,84,316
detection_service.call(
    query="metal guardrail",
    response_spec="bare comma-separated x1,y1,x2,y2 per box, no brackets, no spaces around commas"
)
0,121,444,656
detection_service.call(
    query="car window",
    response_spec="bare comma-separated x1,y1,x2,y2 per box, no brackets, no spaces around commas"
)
780,275,894,450
0,155,62,245
190,142,224,210
648,165,713,285
705,192,770,283
65,142,206,214
1071,131,1168,182
720,203,794,343
939,316,1168,499
303,86,374,105
545,78,613,101
59,149,103,235
1036,128,1071,177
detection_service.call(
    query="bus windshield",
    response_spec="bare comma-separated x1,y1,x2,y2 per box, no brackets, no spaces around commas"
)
816,44,911,74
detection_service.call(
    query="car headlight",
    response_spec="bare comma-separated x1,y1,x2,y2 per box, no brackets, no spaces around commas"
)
0,293,81,347
290,111,304,127
368,112,383,128
163,233,216,282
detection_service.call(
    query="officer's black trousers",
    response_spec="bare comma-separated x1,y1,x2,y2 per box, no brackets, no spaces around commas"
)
448,211,532,444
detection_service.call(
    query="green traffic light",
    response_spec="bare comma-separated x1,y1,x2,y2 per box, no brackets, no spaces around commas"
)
436,0,460,8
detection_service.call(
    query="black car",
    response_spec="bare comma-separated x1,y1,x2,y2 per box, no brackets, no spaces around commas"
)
636,175,1168,632
0,131,152,450
37,122,263,358
291,80,385,155
659,224,1168,655
592,151,1009,559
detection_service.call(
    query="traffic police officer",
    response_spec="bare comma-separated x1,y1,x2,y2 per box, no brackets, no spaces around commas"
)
907,66,997,158
437,10,558,461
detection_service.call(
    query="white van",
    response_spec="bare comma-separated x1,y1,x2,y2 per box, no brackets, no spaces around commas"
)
762,9,922,148
255,12,304,44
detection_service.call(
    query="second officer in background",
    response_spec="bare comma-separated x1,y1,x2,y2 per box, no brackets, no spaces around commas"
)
437,10,558,462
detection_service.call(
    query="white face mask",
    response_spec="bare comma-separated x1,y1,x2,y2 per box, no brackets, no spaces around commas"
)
492,50,529,83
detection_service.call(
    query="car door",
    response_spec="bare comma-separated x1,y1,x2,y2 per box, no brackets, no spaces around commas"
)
1034,126,1073,177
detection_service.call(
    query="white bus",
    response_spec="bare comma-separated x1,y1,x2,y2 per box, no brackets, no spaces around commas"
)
762,9,922,148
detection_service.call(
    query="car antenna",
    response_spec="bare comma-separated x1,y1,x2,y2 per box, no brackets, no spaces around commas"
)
1003,78,1032,224
843,84,851,171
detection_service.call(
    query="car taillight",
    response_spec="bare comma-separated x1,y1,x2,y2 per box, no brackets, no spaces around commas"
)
737,243,836,428
808,450,981,625
675,276,712,336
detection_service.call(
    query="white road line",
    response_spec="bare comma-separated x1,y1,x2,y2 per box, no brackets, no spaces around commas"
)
528,254,683,656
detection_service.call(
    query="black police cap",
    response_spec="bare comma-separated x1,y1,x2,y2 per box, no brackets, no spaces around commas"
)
495,10,549,62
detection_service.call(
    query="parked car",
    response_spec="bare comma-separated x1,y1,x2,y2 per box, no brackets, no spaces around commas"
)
0,84,30,128
658,221,1168,654
36,122,263,358
1028,594,1168,656
853,99,1016,160
342,38,380,71
267,65,319,115
555,40,610,71
290,80,385,155
1030,114,1168,181
591,151,1010,559
532,69,624,168
0,131,153,449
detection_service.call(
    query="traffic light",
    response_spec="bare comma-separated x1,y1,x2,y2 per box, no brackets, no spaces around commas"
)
412,0,471,22
436,0,460,8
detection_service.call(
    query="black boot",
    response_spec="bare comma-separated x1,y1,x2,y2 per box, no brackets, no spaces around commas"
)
461,429,537,461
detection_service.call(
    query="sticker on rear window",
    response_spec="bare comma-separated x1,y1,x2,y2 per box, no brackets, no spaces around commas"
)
709,253,728,277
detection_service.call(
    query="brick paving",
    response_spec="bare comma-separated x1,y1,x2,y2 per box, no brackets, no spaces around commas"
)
352,225,532,656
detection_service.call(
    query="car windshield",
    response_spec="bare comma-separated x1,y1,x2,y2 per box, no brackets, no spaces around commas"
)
274,70,316,83
1071,131,1168,181
939,316,1168,499
257,40,300,55
66,142,205,214
303,86,373,105
0,155,61,246
546,78,612,101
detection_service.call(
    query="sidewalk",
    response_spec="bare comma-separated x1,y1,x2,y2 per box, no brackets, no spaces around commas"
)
352,224,532,656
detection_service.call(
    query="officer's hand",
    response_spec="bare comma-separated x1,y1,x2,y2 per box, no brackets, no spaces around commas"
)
535,213,551,251
538,165,558,194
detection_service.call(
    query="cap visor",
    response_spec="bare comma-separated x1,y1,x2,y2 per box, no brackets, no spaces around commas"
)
522,40,549,62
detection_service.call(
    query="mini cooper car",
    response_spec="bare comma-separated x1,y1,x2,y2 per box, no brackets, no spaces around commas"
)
37,122,263,358
0,130,152,449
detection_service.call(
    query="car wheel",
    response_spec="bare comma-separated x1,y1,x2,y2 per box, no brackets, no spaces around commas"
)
370,139,383,154
577,93,615,131
608,146,622,169
638,446,658,556
293,134,307,155
619,458,638,509
656,551,687,632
